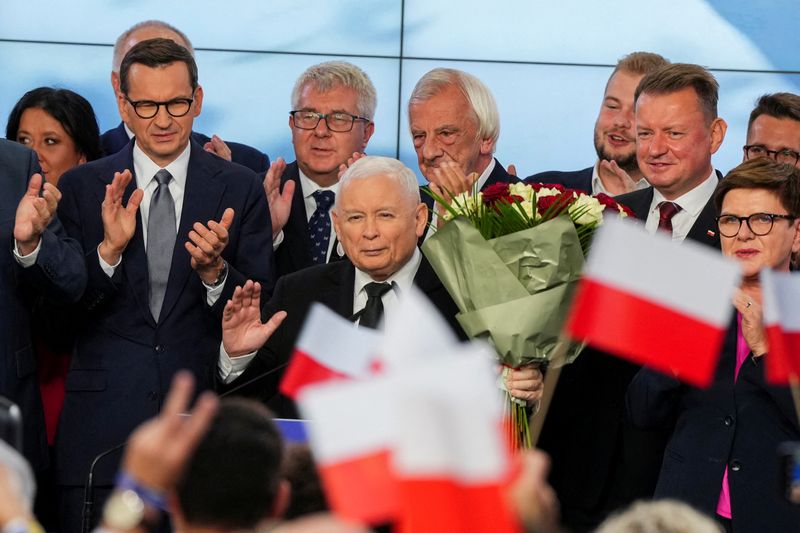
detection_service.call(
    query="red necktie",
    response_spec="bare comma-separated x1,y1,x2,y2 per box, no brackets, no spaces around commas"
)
658,201,681,234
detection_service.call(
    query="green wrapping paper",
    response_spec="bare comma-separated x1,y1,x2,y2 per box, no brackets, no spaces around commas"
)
423,215,586,368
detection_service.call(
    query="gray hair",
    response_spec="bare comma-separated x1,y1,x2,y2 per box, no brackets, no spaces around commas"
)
596,500,722,533
113,20,194,72
337,156,420,211
291,61,377,120
408,68,500,151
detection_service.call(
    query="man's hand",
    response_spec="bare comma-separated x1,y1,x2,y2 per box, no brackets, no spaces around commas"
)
222,280,287,357
203,135,232,162
99,170,144,265
507,450,559,532
187,208,234,285
122,371,218,492
508,163,518,177
429,161,478,197
599,159,638,194
507,363,544,406
337,151,367,179
263,157,294,239
14,173,61,256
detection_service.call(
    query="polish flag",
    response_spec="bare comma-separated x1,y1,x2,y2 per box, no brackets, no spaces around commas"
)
761,269,800,384
565,218,740,388
298,377,399,524
280,303,381,399
392,347,521,533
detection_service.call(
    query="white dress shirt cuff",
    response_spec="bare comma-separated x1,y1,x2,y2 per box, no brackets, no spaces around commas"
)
218,343,257,384
202,267,228,306
272,229,284,250
13,239,41,267
97,246,121,277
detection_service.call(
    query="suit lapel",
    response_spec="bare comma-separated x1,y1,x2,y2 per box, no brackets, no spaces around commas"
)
158,144,226,321
627,188,654,221
283,163,314,268
686,196,720,249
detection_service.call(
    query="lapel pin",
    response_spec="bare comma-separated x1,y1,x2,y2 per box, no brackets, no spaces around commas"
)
707,230,716,237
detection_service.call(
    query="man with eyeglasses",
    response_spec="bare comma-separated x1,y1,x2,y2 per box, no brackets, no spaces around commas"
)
264,61,376,280
102,20,270,173
742,93,800,169
54,38,273,533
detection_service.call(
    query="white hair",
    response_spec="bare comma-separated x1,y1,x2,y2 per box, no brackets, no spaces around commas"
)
291,61,377,120
336,156,420,211
408,67,500,151
596,500,722,533
113,20,194,72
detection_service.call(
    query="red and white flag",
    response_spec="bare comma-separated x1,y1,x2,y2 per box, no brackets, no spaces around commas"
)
392,347,521,533
298,377,399,524
761,269,800,384
565,218,740,387
280,303,381,399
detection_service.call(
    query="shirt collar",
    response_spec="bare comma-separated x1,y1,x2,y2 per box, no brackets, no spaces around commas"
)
132,141,191,191
475,158,497,191
353,247,421,299
298,167,340,198
651,168,718,218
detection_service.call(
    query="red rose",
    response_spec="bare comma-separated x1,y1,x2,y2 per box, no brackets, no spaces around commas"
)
594,193,618,209
482,183,512,206
537,193,575,218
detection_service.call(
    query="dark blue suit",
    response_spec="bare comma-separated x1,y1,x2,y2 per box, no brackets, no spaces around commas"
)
55,139,274,530
100,122,270,174
0,140,86,473
525,166,593,193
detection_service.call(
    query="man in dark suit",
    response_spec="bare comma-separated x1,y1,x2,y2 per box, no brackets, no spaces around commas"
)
102,20,269,173
0,140,86,474
55,38,273,532
406,68,518,238
264,61,376,280
537,63,727,532
527,52,668,195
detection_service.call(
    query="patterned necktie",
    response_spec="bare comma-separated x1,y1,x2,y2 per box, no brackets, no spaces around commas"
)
359,282,392,329
147,169,176,321
657,201,681,235
309,190,335,264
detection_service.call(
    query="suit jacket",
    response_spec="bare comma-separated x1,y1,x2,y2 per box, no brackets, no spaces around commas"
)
100,122,270,174
219,256,466,418
0,140,86,472
55,139,274,485
627,320,800,531
525,166,593,193
537,180,721,531
273,161,346,280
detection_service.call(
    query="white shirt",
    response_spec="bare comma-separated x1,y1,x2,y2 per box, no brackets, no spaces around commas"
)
591,160,649,196
272,167,340,260
217,248,423,383
98,142,226,304
644,169,718,242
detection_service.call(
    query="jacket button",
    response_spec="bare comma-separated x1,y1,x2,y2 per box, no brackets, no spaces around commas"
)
723,416,733,427
154,345,164,353
730,461,742,472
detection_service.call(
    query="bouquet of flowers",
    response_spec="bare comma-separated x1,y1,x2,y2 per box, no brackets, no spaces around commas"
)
422,181,633,448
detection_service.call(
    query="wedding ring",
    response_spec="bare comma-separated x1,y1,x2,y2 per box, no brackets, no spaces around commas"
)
746,301,752,309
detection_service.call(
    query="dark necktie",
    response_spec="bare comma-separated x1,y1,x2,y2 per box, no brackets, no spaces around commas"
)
359,282,392,329
309,190,335,264
657,201,681,235
147,169,176,321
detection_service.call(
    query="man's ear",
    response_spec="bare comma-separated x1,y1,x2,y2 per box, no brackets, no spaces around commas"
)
479,136,494,156
709,118,727,155
414,202,428,238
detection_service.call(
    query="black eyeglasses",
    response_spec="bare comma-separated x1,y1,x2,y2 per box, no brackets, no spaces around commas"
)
125,95,194,119
290,110,370,132
715,212,796,237
742,145,800,166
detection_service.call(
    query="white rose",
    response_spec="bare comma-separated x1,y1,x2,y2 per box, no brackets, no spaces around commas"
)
508,182,535,202
569,194,605,225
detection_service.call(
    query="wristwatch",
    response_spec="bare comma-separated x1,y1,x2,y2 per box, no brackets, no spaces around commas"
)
102,489,145,530
209,260,228,288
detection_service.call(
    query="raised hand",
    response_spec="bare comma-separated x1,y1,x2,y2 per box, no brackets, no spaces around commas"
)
14,173,61,256
99,169,144,265
263,157,294,239
733,289,768,357
599,159,638,194
203,134,233,162
187,208,234,285
337,151,367,179
508,163,518,177
222,280,287,357
430,161,479,198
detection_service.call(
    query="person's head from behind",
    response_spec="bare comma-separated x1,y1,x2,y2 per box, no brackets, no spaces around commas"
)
407,68,499,181
715,158,800,282
174,399,288,531
333,156,427,281
118,37,203,167
289,61,376,187
594,51,669,177
6,87,101,185
743,93,800,169
111,20,193,95
596,500,722,533
634,63,727,200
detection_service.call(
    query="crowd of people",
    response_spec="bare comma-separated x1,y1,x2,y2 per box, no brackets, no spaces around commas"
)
2,17,800,533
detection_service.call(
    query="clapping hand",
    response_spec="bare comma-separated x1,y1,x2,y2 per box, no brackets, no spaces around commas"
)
263,157,294,239
187,208,234,285
99,170,144,265
14,173,61,256
222,280,287,357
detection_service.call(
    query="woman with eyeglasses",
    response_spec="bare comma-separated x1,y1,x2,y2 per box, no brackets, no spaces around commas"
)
627,158,800,532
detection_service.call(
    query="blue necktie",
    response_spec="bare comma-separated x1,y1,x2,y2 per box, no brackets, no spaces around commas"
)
147,169,176,321
309,190,335,264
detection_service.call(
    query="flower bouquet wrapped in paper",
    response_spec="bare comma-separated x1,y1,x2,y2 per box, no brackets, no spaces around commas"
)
422,181,633,448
